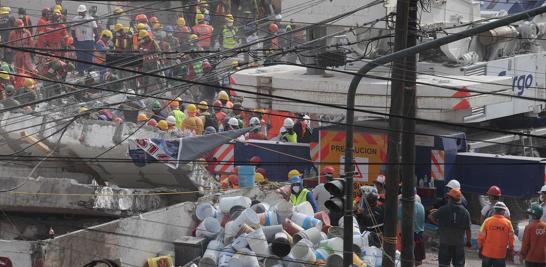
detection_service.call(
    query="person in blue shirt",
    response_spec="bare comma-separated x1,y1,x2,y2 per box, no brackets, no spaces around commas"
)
398,190,426,266
289,176,318,212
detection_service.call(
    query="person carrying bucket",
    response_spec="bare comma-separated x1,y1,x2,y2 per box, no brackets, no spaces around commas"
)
289,176,318,212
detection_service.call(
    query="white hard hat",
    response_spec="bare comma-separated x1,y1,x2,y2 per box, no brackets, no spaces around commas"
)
166,115,176,125
303,115,310,120
228,117,239,127
249,117,260,126
539,184,546,193
493,201,508,211
283,118,294,128
375,175,385,184
446,179,461,190
77,5,87,13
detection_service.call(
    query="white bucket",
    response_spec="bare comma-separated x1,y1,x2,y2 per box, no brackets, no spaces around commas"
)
290,239,316,263
315,247,330,261
196,202,217,221
262,225,284,242
225,220,243,243
272,199,293,222
293,227,323,245
338,216,360,234
232,234,249,252
291,212,322,230
199,240,223,267
319,237,344,255
325,253,343,267
354,232,370,250
246,227,269,257
233,208,260,228
293,202,314,216
228,249,260,267
196,217,222,238
259,210,279,226
219,196,251,214
251,202,270,213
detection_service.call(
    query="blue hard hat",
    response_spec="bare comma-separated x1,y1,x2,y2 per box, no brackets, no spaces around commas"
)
164,25,174,33
290,176,302,184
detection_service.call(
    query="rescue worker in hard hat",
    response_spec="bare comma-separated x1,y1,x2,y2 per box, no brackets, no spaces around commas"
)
213,100,226,131
95,30,112,76
41,11,69,58
289,176,318,212
135,14,150,31
246,117,267,140
14,78,37,107
183,104,204,135
0,71,12,100
138,29,162,93
312,166,336,211
219,14,238,50
170,99,186,129
106,7,126,31
150,100,168,122
149,16,164,41
481,185,511,223
162,25,180,52
279,118,297,143
8,19,36,74
195,1,210,25
157,119,169,132
71,4,98,75
0,6,15,63
539,184,546,222
36,8,50,50
520,203,546,266
113,23,130,51
132,23,148,50
217,90,232,109
38,58,73,102
192,13,213,50
227,117,245,141
478,201,515,267
174,17,192,51
198,101,218,131
17,8,32,34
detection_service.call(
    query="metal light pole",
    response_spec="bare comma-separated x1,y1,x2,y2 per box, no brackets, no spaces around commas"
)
343,4,546,266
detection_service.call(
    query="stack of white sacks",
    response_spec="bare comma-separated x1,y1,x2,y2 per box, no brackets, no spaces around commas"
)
193,195,401,267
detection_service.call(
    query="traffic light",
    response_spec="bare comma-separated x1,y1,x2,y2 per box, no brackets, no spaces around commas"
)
324,179,345,213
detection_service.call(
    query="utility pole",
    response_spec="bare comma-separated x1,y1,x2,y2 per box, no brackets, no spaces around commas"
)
400,0,418,265
382,0,411,265
343,4,546,267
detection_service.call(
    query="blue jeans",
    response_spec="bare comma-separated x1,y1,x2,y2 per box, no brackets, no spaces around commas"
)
74,40,95,74
438,244,465,267
482,257,506,267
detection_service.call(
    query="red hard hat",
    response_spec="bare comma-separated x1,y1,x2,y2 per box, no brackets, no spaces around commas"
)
322,166,335,175
15,19,24,27
268,23,278,33
487,185,501,197
135,14,148,23
213,100,223,108
249,156,261,165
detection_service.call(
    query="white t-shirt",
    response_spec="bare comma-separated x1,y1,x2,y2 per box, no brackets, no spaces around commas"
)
312,183,332,212
481,203,511,218
71,15,97,41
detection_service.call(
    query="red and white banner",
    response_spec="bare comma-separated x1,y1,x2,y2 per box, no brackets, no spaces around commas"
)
212,144,235,174
431,149,445,180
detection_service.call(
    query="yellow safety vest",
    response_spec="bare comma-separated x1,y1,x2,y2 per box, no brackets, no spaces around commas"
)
172,109,186,129
222,27,237,49
290,188,310,206
282,132,297,143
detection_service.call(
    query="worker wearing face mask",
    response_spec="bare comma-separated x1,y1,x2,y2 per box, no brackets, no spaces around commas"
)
279,118,297,143
289,176,318,212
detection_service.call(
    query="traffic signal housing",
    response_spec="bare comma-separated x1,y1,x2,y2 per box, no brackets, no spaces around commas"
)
324,179,345,213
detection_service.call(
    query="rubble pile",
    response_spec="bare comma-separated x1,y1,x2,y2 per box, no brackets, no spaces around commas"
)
192,195,401,267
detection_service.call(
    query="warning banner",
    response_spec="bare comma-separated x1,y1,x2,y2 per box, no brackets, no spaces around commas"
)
319,130,387,184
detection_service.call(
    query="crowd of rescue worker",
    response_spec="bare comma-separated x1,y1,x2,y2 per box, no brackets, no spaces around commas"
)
221,163,546,267
0,1,301,123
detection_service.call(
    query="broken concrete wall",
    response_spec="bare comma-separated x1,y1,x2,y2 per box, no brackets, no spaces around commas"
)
0,240,33,266
41,202,196,267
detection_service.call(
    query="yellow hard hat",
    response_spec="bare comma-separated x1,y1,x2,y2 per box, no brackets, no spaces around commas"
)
113,7,123,14
190,34,199,41
158,120,169,131
53,5,62,13
0,71,9,80
255,173,265,183
287,169,301,179
231,60,239,68
0,7,9,15
114,23,123,32
23,78,35,88
138,29,149,39
177,17,186,26
196,13,205,22
79,106,88,113
197,101,208,110
137,113,148,122
225,14,234,22
101,29,113,39
218,90,229,101
123,26,130,33
136,23,147,31
186,104,197,113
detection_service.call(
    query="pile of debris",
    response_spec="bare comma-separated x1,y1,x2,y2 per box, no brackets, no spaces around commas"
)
191,194,401,267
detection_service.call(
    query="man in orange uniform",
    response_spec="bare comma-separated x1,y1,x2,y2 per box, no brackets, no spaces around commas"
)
8,19,35,74
43,11,69,57
478,201,515,267
520,203,546,267
191,14,213,50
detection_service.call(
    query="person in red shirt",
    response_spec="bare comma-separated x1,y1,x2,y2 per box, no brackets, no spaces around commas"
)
42,11,69,57
213,100,226,131
191,14,213,50
246,117,267,140
478,201,515,267
8,19,35,74
520,203,546,267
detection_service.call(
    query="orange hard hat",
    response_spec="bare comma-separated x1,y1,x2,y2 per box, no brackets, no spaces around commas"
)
65,36,74,46
447,188,462,202
137,113,148,122
135,13,148,23
269,23,278,33
487,185,502,197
